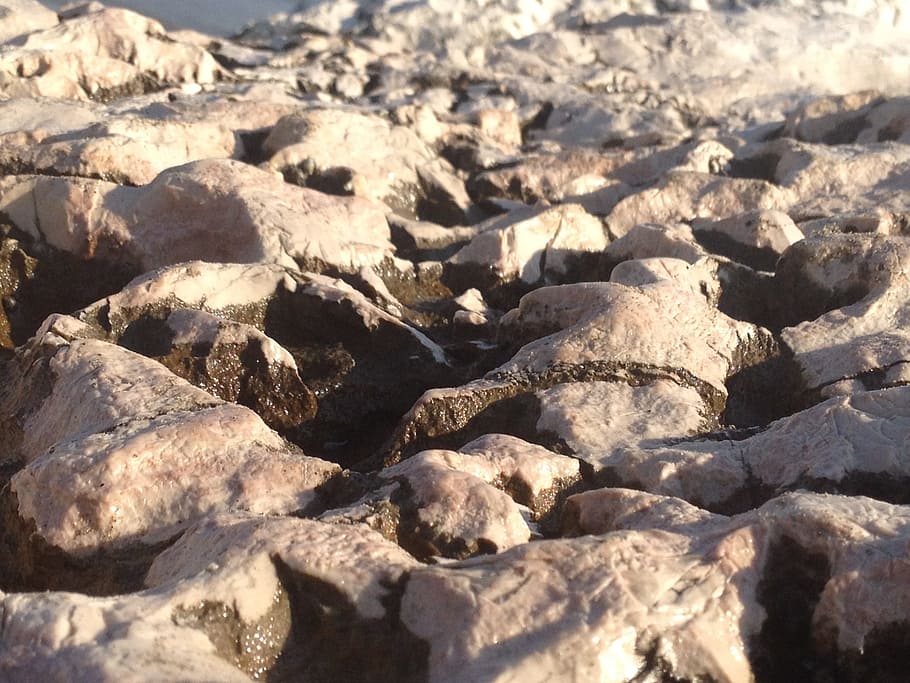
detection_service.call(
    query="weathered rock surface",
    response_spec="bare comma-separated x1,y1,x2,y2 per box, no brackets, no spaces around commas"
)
777,233,910,398
0,314,339,592
0,97,297,184
0,158,394,272
445,203,608,299
0,8,222,100
1,0,910,680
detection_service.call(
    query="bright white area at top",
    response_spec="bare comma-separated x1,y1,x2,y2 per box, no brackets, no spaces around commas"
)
36,0,910,38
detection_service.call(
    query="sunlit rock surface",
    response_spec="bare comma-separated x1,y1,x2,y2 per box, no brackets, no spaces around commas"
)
1,0,909,679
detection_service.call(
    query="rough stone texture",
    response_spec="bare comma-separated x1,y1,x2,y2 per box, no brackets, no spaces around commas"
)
692,210,804,271
778,233,910,398
446,203,608,293
0,315,338,591
0,158,394,272
264,108,439,217
605,171,790,239
0,8,222,100
0,98,297,184
2,0,910,680
591,384,910,511
0,0,58,44
496,281,770,409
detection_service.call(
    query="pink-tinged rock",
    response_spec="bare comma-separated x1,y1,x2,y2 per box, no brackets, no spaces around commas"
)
609,256,722,303
781,92,910,145
398,485,910,682
148,308,318,432
264,108,436,216
782,90,884,143
377,449,532,557
0,316,338,561
0,514,419,681
0,8,223,100
777,233,910,395
771,140,910,218
496,281,770,410
0,0,58,44
562,487,719,537
146,513,423,679
447,203,608,287
0,98,298,184
535,379,710,464
79,261,294,336
605,171,790,239
0,159,394,272
147,513,419,621
457,433,581,518
0,590,252,682
401,513,763,683
594,384,910,509
692,209,803,271
0,314,211,472
12,397,337,557
604,222,706,264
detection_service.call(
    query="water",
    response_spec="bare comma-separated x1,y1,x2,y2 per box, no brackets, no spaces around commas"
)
37,0,302,36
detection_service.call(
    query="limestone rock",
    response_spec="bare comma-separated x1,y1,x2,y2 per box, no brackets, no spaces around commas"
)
446,203,608,297
0,159,394,273
605,171,790,239
777,233,910,397
0,98,297,184
264,108,436,217
0,0,58,44
0,8,222,100
0,315,339,591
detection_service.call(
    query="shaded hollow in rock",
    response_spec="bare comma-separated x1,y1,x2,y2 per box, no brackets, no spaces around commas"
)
751,535,832,682
270,557,429,683
0,486,177,595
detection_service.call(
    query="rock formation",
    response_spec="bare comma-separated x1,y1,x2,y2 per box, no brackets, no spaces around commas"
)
1,0,909,680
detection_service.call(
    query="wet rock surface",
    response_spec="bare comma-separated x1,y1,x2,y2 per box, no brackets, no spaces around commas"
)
1,0,910,680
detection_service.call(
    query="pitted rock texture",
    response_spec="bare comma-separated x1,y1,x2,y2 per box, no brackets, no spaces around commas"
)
1,0,910,681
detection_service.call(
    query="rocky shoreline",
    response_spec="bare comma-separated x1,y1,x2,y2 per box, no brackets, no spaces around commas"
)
1,0,909,680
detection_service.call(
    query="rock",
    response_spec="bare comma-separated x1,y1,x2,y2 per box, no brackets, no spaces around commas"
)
0,98,297,184
76,260,454,465
264,108,436,218
0,158,394,273
372,449,534,559
604,222,706,265
535,379,710,461
0,0,58,44
731,138,910,218
778,233,910,398
605,171,790,239
445,203,608,301
782,92,910,145
496,281,770,412
594,383,910,511
563,489,910,681
401,498,763,682
132,308,318,433
0,315,339,592
692,209,803,271
0,8,223,100
0,590,253,682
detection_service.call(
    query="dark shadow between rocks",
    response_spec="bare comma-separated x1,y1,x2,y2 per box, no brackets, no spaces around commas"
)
692,229,780,272
722,337,806,429
836,621,910,683
0,486,180,596
751,536,832,683
269,556,429,683
0,223,137,349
